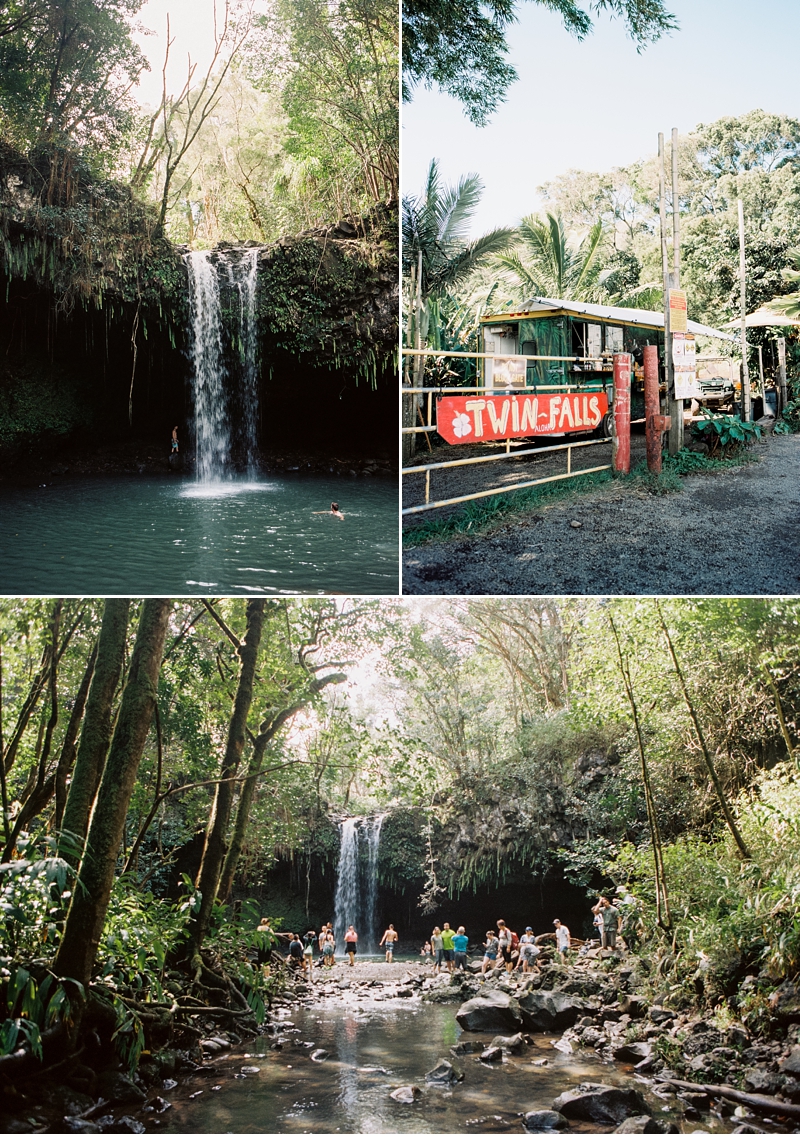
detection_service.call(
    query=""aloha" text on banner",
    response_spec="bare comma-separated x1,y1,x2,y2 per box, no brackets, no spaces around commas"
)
436,391,609,445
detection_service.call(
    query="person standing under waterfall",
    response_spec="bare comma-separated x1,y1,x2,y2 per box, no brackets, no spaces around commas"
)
171,425,179,454
344,925,358,966
379,924,398,961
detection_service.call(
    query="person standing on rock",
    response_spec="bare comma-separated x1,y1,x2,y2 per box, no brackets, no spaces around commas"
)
431,926,445,973
303,929,316,977
600,897,622,949
323,930,335,967
592,900,605,946
442,922,456,973
496,920,515,972
344,924,358,966
453,925,469,971
481,930,499,975
516,927,540,973
380,924,399,961
553,919,571,959
288,933,304,971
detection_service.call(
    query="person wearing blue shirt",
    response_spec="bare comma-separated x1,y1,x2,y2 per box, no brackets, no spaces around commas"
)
453,926,469,970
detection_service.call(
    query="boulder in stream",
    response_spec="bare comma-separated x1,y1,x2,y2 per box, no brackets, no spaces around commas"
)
450,1040,484,1056
613,1041,652,1063
310,1049,329,1062
614,1117,676,1133
518,990,593,1032
523,1109,568,1131
456,990,523,1032
490,1033,525,1053
479,1046,503,1063
94,1073,145,1106
552,1082,651,1125
425,1058,464,1084
389,1085,421,1103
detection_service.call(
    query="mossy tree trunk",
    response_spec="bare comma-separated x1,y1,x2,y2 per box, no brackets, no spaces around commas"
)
53,600,171,990
59,599,130,866
187,600,266,967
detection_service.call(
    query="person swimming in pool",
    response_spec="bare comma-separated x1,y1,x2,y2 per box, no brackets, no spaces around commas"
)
313,502,344,519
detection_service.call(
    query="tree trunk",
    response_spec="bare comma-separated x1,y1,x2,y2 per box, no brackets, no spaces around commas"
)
54,600,171,990
59,599,130,865
188,600,266,964
54,643,97,832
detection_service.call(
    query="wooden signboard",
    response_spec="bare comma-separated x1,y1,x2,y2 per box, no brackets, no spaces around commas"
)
668,288,688,334
436,392,609,444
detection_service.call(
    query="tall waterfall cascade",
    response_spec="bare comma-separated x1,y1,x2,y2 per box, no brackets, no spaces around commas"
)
185,248,261,482
333,815,385,955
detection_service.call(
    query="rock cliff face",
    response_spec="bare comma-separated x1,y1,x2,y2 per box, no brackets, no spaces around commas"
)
0,143,397,462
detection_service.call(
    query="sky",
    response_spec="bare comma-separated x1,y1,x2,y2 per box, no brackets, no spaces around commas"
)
402,0,800,235
132,0,239,106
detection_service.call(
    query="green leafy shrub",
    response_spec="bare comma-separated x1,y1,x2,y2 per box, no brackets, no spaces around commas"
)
693,411,762,456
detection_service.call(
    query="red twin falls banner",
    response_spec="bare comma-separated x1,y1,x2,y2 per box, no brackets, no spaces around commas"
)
436,391,609,445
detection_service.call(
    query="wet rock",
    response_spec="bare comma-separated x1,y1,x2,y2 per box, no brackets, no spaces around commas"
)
781,1045,800,1074
614,1117,675,1133
94,1073,145,1106
425,1058,463,1084
200,1039,224,1054
490,1033,525,1053
552,1082,651,1125
726,1025,749,1049
161,1079,178,1091
678,1091,710,1111
96,1118,146,1134
456,991,523,1032
144,1097,172,1114
310,1049,329,1062
683,1027,723,1056
523,1109,568,1130
62,1121,100,1134
480,1047,503,1063
240,1065,261,1074
451,1040,485,1056
389,1085,421,1103
744,1068,780,1095
648,1007,676,1026
518,990,593,1032
613,1041,652,1063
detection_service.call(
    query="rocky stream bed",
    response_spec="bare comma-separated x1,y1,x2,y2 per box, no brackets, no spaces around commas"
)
5,953,800,1134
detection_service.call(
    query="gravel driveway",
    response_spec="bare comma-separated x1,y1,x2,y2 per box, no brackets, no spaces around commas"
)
403,434,800,596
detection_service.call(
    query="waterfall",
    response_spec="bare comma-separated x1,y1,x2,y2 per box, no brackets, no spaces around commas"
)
185,248,261,482
333,815,385,955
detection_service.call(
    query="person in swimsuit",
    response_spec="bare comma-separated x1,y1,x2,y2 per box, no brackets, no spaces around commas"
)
171,426,179,453
302,929,316,977
420,940,433,963
322,931,335,967
344,924,358,966
312,502,344,519
379,924,398,961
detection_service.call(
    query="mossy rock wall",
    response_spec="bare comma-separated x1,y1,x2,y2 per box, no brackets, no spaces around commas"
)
0,143,398,461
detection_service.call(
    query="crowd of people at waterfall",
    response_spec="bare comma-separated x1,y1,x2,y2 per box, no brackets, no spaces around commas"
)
254,897,623,976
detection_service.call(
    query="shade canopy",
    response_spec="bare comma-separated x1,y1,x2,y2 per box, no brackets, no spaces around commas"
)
722,307,800,329
487,297,737,342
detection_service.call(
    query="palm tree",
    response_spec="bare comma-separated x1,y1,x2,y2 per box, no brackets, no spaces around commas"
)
402,159,514,377
497,211,606,302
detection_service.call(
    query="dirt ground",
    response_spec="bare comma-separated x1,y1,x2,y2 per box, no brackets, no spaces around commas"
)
403,433,800,595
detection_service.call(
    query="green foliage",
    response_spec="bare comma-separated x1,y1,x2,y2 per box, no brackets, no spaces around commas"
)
0,841,72,958
693,411,762,456
663,447,757,475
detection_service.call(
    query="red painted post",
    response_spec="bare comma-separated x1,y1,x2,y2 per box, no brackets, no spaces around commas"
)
612,353,631,475
644,345,662,473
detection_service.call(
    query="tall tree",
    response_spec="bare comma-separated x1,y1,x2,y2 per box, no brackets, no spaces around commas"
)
59,598,131,865
497,211,606,301
53,599,171,990
187,599,266,967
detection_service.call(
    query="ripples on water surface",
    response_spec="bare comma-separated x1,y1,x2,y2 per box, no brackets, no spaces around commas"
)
162,998,729,1134
0,475,398,594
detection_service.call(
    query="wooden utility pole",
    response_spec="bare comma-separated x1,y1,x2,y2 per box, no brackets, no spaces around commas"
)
658,133,676,455
668,128,683,455
777,337,788,413
737,199,752,421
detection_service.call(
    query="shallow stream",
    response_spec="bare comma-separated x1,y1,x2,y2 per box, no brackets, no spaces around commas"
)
0,474,397,594
161,990,737,1134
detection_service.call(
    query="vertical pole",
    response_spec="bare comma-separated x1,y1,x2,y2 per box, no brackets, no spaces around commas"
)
613,353,631,475
778,337,787,414
737,199,752,422
644,344,662,473
659,134,676,455
668,128,684,456
757,344,765,414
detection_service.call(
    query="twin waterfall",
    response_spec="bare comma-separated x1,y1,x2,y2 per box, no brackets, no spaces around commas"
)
185,248,260,481
333,816,385,955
